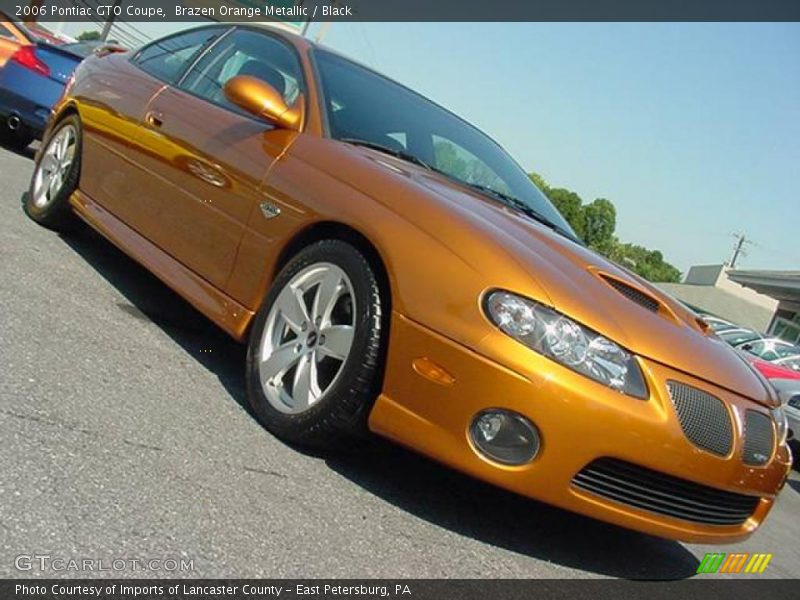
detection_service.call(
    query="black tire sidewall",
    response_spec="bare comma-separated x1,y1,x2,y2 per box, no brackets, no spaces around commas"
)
245,240,385,446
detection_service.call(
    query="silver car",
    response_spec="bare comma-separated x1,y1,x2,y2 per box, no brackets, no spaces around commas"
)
770,378,800,445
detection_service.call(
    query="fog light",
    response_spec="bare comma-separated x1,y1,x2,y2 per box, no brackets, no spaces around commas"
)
469,409,540,465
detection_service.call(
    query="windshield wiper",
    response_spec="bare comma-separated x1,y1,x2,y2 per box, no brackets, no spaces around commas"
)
464,183,578,240
340,138,434,171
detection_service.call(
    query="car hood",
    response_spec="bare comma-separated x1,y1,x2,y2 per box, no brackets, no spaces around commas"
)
405,169,775,407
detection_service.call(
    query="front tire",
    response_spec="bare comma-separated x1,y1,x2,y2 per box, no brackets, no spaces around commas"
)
24,115,81,232
246,240,387,449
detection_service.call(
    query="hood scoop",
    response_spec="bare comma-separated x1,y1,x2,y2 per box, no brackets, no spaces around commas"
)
599,274,661,313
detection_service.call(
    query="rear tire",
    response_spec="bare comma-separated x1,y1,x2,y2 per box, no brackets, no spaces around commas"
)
246,240,388,450
24,115,81,232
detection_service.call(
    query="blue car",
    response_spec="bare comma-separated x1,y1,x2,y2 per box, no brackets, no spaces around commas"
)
0,41,93,149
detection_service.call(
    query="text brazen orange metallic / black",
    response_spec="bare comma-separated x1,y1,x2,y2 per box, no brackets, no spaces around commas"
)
26,24,791,544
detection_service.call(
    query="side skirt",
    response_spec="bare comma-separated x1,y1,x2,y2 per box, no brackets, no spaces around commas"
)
69,189,255,342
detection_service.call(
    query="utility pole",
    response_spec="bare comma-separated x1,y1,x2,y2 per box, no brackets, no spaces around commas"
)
101,0,123,41
728,233,752,269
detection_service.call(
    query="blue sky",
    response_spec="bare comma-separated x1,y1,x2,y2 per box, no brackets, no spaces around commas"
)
64,21,800,273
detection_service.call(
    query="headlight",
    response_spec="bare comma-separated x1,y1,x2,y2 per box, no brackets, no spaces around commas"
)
484,290,648,399
772,406,789,445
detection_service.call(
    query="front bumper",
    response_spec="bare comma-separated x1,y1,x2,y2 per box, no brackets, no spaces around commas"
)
369,313,792,544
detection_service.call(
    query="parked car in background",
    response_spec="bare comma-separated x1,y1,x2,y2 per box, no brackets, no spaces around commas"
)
776,355,800,372
0,41,101,149
718,327,763,348
0,10,32,68
740,350,800,382
738,338,800,371
699,315,738,333
24,24,792,544
767,379,798,453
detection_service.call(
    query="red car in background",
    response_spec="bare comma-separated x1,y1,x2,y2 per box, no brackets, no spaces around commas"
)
745,354,800,383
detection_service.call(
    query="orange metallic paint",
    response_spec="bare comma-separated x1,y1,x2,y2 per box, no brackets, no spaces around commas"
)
224,75,304,131
44,25,790,543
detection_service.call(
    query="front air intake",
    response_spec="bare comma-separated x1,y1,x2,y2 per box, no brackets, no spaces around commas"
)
572,458,760,526
600,275,661,313
667,381,733,457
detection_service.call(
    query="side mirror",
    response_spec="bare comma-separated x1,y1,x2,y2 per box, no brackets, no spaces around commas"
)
223,75,302,131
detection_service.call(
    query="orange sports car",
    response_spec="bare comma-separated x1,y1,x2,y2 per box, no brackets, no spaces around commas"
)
25,24,791,543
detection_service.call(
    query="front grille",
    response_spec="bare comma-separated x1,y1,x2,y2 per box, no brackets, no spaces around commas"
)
667,381,733,456
573,458,760,526
600,275,661,312
742,411,774,466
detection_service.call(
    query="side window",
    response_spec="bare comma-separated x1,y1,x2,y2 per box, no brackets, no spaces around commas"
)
180,28,302,115
432,134,510,193
132,27,224,83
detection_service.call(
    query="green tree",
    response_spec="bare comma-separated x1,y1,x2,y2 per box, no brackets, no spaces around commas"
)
77,30,101,41
527,172,681,283
582,198,616,254
609,243,682,283
529,172,550,194
545,188,586,239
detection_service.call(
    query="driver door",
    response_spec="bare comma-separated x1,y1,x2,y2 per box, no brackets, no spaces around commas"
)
130,28,305,289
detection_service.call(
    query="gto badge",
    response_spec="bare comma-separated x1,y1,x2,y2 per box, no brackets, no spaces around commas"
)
259,202,281,219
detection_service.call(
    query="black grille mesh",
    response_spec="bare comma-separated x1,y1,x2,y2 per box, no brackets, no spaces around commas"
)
601,276,661,312
667,381,733,456
742,411,774,466
572,458,760,526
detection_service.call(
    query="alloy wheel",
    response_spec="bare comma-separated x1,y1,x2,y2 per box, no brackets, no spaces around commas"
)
258,263,357,414
32,125,77,208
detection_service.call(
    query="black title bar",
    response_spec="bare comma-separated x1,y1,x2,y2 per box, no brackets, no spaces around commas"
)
2,579,800,600
1,0,800,23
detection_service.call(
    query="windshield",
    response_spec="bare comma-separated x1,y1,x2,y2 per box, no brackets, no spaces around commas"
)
314,49,576,239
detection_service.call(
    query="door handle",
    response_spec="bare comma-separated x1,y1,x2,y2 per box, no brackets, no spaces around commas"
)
145,111,163,128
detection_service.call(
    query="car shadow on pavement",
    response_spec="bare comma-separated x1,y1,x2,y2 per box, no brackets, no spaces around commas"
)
0,139,36,160
59,225,250,412
58,223,699,581
326,441,700,580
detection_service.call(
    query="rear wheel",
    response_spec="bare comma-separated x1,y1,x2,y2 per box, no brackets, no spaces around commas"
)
24,115,81,232
246,240,388,449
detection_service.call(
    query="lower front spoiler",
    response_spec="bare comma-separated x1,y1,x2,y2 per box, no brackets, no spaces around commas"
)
368,313,792,544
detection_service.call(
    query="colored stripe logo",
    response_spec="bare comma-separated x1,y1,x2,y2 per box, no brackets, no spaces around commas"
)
697,553,772,574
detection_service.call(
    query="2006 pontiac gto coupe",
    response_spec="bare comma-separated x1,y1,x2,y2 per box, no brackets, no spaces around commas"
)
25,24,791,543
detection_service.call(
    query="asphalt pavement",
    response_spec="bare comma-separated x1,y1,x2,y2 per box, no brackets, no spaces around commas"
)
1,141,798,580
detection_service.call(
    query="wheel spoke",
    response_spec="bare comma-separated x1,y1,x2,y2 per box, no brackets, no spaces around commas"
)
319,325,354,360
313,270,342,324
292,353,318,410
259,342,301,385
275,285,311,332
61,142,75,169
40,153,58,174
48,172,62,200
58,130,71,160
